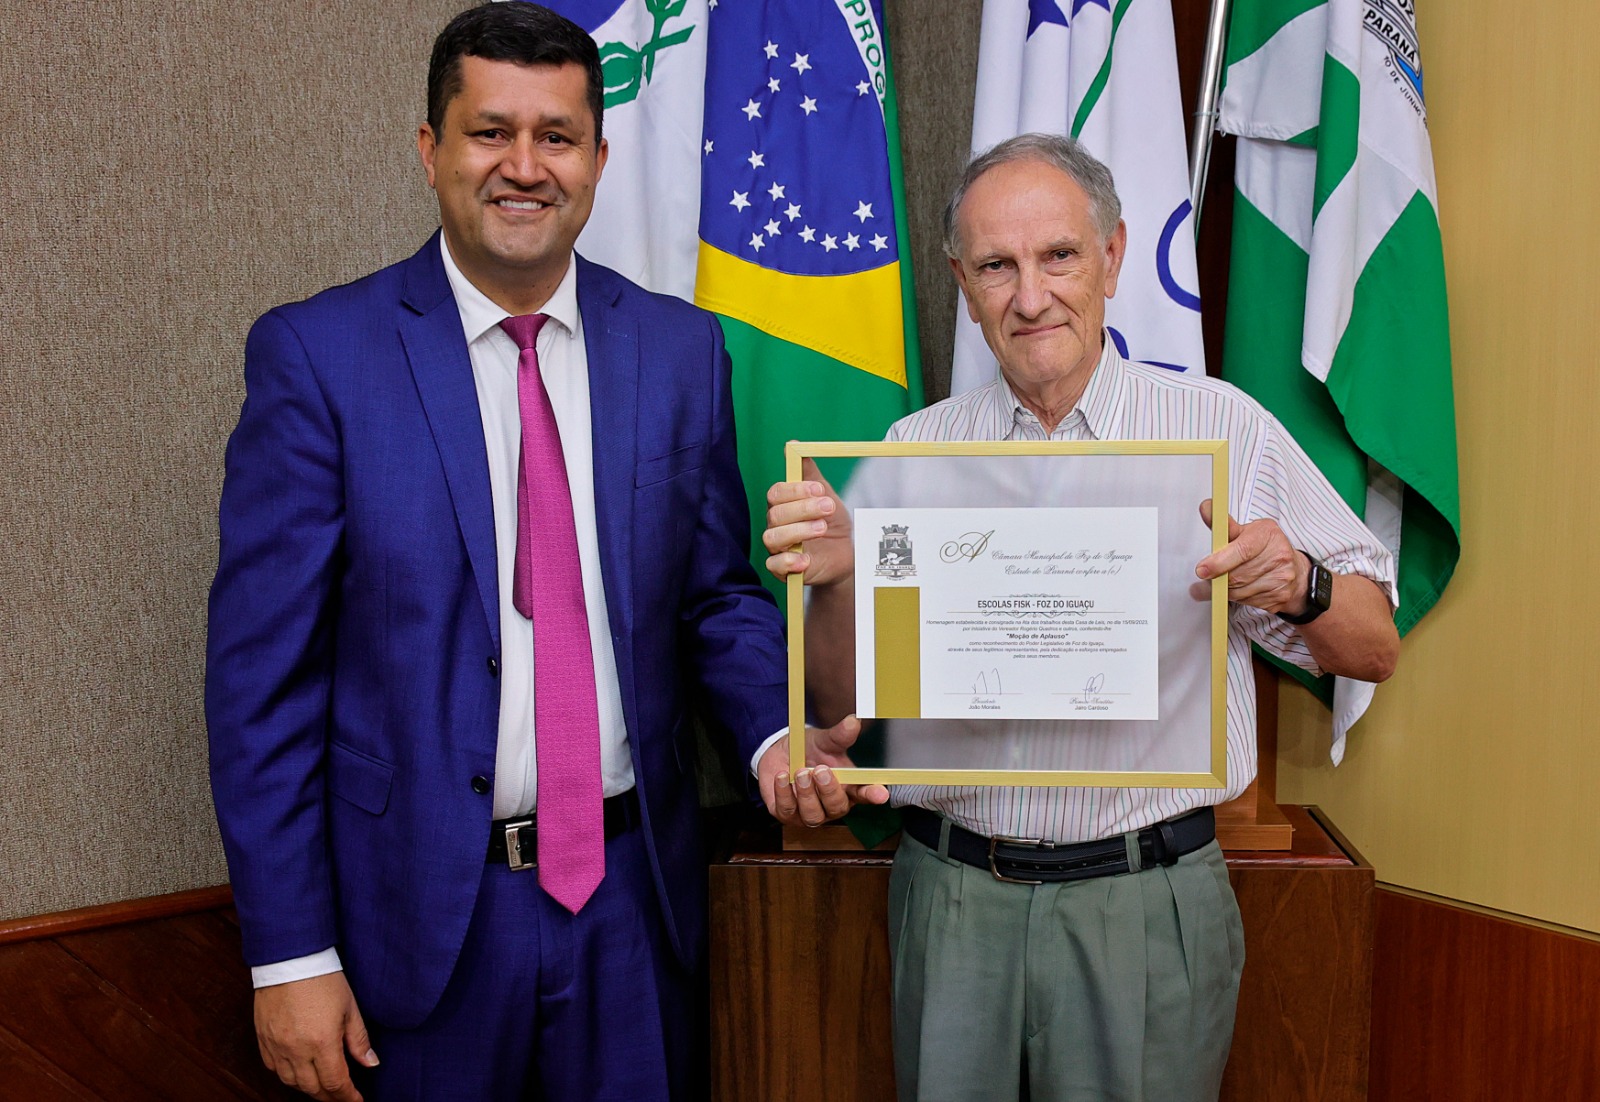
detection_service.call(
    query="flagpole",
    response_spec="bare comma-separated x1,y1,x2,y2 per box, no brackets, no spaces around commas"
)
1188,0,1231,234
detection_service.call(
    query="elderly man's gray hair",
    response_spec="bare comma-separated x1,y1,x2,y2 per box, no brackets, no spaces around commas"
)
941,133,1122,259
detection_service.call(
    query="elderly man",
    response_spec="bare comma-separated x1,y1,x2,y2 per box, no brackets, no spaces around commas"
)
761,133,1399,1100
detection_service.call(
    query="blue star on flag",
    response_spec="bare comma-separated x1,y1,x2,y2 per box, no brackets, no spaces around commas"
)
1027,0,1112,37
1026,0,1068,36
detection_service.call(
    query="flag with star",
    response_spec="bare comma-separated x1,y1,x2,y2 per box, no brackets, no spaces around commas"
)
950,0,1205,392
545,0,922,600
695,0,922,594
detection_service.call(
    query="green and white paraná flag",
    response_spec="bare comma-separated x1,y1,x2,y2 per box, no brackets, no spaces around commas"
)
555,0,923,600
952,0,1205,393
1218,0,1460,760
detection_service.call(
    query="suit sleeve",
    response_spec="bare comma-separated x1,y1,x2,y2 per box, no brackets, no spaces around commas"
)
674,313,789,768
206,309,343,967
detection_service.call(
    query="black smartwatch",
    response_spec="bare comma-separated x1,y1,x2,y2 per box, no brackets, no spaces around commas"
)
1277,552,1332,625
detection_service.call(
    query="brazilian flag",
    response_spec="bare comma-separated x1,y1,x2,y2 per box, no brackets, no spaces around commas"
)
695,0,923,599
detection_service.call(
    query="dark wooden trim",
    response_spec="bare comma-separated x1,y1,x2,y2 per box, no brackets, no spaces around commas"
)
1371,886,1600,1101
1307,805,1373,867
0,886,234,946
1225,803,1360,868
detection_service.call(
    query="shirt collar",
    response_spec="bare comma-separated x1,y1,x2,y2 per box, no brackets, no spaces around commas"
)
990,334,1124,439
966,375,1020,439
438,234,580,345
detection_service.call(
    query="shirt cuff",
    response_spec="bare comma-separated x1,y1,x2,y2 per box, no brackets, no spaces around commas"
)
750,727,789,777
251,947,343,989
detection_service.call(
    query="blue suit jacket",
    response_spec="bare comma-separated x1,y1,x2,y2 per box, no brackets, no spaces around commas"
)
206,235,788,1028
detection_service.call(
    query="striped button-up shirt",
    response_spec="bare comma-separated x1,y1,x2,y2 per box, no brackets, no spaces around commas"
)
845,340,1395,843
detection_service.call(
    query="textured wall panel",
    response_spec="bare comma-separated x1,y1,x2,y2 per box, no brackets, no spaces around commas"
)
883,0,982,405
0,1,989,921
0,0,464,920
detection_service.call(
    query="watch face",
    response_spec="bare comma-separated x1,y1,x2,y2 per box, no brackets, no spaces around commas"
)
1312,562,1333,609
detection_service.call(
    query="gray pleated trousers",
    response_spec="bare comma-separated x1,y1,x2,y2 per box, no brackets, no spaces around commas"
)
888,827,1245,1102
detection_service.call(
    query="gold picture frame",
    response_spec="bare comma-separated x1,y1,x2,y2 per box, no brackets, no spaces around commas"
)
785,439,1230,789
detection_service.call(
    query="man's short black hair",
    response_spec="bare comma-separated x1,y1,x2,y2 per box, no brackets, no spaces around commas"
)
427,2,605,143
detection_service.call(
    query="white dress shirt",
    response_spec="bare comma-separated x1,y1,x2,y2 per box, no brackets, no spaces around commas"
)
252,239,633,988
441,238,634,819
842,339,1396,844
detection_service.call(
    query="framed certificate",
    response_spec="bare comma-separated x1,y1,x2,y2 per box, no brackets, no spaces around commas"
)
785,440,1229,789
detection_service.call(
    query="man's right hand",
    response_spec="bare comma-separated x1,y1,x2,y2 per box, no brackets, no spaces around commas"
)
254,971,378,1102
763,458,853,586
757,715,891,827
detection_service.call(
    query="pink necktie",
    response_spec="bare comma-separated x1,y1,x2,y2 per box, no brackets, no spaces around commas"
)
500,313,604,913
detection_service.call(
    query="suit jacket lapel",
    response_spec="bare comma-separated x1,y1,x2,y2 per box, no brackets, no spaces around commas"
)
577,258,639,697
398,234,501,648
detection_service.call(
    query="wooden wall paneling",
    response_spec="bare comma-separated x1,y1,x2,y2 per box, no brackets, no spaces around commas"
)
0,940,257,1102
1221,808,1374,1102
54,912,295,1101
1369,888,1600,1102
0,906,299,1102
710,854,898,1102
0,1022,98,1102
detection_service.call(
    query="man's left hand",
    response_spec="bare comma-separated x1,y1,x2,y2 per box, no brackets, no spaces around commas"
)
757,716,890,828
1194,499,1309,616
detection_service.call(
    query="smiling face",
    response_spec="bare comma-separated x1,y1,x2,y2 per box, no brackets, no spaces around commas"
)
949,157,1125,419
418,56,607,314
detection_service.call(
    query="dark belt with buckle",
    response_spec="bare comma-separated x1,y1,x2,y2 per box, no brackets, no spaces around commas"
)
487,789,641,870
902,804,1215,885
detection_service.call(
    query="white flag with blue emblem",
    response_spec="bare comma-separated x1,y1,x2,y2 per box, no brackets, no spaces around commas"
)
543,0,710,301
951,0,1205,393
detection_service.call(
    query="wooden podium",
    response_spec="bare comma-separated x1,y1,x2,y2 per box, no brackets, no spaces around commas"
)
709,668,1374,1101
1215,663,1296,851
710,806,1373,1101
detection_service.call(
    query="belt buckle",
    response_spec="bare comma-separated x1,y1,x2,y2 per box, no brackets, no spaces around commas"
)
503,819,536,871
987,834,1052,885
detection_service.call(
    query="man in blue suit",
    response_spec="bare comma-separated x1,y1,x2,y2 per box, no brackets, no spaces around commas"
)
207,5,866,1099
